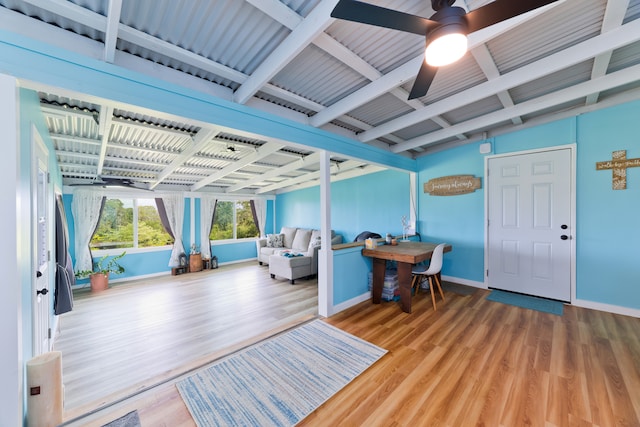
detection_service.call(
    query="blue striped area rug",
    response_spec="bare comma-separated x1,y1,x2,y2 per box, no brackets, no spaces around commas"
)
176,319,387,426
487,289,564,316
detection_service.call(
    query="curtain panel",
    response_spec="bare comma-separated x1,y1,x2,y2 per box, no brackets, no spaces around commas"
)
251,198,266,237
162,194,186,267
71,189,105,273
200,196,217,259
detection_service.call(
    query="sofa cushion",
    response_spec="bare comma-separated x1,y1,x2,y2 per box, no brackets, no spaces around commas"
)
309,230,322,249
277,253,311,267
291,228,312,252
281,227,298,249
266,233,284,248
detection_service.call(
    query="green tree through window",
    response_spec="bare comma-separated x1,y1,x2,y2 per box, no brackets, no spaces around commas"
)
210,200,258,240
91,198,173,250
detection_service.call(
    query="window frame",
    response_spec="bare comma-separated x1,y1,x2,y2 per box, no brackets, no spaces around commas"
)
90,193,173,257
209,198,259,245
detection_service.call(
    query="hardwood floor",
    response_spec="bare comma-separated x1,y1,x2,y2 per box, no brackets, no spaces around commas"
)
59,270,640,427
54,261,318,422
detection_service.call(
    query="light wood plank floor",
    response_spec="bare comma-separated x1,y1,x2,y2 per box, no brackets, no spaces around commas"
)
54,261,318,421
60,274,640,427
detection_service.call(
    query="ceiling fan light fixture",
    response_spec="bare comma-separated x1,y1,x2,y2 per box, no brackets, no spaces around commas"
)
425,24,468,67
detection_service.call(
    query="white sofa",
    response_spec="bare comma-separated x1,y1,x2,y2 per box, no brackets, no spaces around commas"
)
256,227,343,284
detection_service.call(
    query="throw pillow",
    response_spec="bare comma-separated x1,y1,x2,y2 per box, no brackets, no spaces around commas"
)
266,233,284,248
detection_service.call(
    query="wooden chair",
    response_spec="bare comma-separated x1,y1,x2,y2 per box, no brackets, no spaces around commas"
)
411,243,446,310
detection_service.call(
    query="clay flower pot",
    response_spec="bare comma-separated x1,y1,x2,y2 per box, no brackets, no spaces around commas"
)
89,272,110,292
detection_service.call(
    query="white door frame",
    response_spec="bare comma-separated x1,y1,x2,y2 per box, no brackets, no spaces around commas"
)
32,125,52,355
484,144,577,303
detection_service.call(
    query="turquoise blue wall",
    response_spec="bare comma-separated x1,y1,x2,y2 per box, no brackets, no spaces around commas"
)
276,169,411,242
418,142,486,282
276,186,321,231
574,104,640,306
418,100,640,310
333,247,372,304
275,169,411,305
418,118,576,283
6,27,640,315
265,199,275,235
332,170,412,242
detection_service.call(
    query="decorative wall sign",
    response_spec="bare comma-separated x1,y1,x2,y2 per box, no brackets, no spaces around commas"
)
596,150,640,190
423,175,482,196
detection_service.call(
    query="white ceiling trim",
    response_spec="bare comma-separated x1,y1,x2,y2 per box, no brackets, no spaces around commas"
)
585,0,630,105
150,127,220,190
191,141,283,191
103,0,122,63
233,0,340,104
226,151,321,193
309,4,560,128
96,105,113,176
366,18,640,145
396,62,640,152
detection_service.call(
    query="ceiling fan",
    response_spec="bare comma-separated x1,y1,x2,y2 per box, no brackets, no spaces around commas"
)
71,176,148,190
331,0,560,100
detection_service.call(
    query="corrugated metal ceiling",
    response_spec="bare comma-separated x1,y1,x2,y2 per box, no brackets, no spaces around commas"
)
0,0,639,193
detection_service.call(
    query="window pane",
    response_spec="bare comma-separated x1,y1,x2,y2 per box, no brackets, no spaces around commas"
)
138,199,174,247
91,198,133,250
236,201,259,238
210,201,233,240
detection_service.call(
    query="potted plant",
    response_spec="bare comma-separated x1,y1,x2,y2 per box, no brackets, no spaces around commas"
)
75,251,126,292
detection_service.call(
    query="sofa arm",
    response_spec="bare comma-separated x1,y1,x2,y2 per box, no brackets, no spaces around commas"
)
256,238,267,251
308,245,320,275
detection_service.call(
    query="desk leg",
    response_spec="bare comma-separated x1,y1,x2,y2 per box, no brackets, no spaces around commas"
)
398,262,412,313
371,258,386,304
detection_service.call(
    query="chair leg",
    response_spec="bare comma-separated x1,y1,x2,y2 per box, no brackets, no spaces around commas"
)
411,275,419,294
428,276,437,311
434,274,445,302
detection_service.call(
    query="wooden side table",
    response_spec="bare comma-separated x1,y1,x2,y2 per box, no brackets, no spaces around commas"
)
189,253,203,272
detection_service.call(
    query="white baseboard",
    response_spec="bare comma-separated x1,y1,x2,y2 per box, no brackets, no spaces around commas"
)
445,275,640,319
332,292,371,316
219,257,257,266
442,275,486,289
572,299,640,318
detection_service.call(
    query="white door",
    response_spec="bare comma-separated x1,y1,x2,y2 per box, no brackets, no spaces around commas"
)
487,148,572,301
33,131,51,355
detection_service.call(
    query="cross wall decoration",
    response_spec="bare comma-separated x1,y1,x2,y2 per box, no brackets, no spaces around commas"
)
596,150,640,190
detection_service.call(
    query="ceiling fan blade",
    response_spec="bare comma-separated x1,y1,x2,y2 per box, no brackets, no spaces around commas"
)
331,0,436,36
408,62,438,100
465,0,560,33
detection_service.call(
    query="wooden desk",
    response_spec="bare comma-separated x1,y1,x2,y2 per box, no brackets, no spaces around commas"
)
362,241,452,313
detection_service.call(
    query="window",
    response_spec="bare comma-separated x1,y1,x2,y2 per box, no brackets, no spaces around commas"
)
210,200,259,241
91,198,173,250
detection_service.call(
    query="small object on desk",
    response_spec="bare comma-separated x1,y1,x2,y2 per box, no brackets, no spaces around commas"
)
391,238,397,246
386,233,392,244
365,238,376,249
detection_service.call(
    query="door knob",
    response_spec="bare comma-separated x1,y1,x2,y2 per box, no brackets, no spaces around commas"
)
36,288,49,296
561,224,568,230
560,235,568,240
